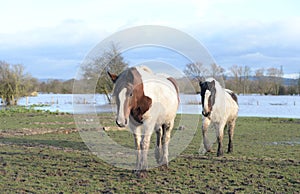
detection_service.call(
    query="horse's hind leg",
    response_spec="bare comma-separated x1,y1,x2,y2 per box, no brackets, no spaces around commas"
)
227,118,236,153
216,123,225,157
160,121,173,169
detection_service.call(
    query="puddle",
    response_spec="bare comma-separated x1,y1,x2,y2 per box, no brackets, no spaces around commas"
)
268,141,300,146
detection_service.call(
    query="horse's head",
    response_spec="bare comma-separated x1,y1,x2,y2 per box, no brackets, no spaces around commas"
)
108,68,152,127
199,80,216,117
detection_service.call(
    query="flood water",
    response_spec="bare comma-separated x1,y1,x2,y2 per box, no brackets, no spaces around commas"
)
11,93,300,119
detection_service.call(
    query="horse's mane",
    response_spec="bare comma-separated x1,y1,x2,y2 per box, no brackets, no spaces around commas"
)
137,66,153,74
206,78,223,92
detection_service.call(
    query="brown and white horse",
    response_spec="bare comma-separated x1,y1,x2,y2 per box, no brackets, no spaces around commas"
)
199,78,238,156
108,66,179,177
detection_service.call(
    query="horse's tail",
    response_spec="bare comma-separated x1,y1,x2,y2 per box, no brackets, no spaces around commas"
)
167,77,180,104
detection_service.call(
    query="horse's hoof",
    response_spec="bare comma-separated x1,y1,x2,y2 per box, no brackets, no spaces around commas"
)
227,148,233,153
217,151,224,157
159,164,168,171
137,170,148,178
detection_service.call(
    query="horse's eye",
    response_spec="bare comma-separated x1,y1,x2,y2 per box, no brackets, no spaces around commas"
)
129,93,133,97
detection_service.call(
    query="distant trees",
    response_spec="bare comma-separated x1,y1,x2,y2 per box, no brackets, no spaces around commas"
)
298,73,300,95
1,56,298,103
227,65,284,95
0,43,128,105
220,65,286,95
38,79,74,94
183,62,299,95
38,64,300,96
0,61,37,105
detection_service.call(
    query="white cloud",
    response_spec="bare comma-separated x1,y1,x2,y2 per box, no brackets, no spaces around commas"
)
1,0,300,78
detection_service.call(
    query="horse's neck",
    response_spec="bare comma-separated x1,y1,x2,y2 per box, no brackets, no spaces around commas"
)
213,88,226,115
215,87,225,104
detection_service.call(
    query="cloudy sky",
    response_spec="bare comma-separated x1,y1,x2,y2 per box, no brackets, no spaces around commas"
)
0,0,300,79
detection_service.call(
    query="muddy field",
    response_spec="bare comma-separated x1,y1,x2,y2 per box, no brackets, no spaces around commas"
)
0,108,299,193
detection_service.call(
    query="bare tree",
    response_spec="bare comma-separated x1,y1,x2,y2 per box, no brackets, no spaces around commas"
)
229,65,243,94
80,43,128,102
254,68,269,95
267,66,283,95
184,62,208,81
242,66,251,94
208,63,225,79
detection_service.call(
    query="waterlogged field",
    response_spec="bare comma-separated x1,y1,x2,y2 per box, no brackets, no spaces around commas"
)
17,94,300,118
0,109,299,193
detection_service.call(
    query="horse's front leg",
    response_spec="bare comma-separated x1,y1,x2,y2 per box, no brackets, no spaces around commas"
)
131,124,142,174
216,123,225,157
138,133,151,178
133,133,141,171
201,117,212,153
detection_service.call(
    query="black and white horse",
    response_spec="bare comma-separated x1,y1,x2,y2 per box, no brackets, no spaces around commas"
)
199,78,239,156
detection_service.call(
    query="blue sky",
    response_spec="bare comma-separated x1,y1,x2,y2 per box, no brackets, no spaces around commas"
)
0,0,300,79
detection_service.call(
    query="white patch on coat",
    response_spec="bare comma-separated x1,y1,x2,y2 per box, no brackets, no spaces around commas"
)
117,88,127,126
135,66,179,126
203,90,211,113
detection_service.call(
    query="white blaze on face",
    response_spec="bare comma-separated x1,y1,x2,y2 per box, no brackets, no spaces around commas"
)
203,90,211,113
116,88,127,126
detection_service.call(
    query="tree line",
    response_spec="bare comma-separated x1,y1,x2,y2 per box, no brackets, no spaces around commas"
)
1,44,300,105
0,44,127,105
183,62,300,95
0,61,75,105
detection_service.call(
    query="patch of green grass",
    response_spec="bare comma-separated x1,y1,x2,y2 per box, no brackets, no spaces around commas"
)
0,107,75,135
0,113,299,193
0,106,70,117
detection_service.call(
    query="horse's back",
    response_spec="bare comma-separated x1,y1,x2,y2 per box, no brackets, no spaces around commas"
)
136,66,179,103
143,74,179,110
136,66,179,122
225,90,239,120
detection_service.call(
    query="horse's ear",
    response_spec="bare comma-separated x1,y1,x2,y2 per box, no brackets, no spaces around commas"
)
199,77,206,86
211,80,215,87
107,71,118,83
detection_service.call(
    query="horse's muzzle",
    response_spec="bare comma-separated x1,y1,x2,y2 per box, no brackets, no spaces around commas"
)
116,118,127,128
202,111,211,117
